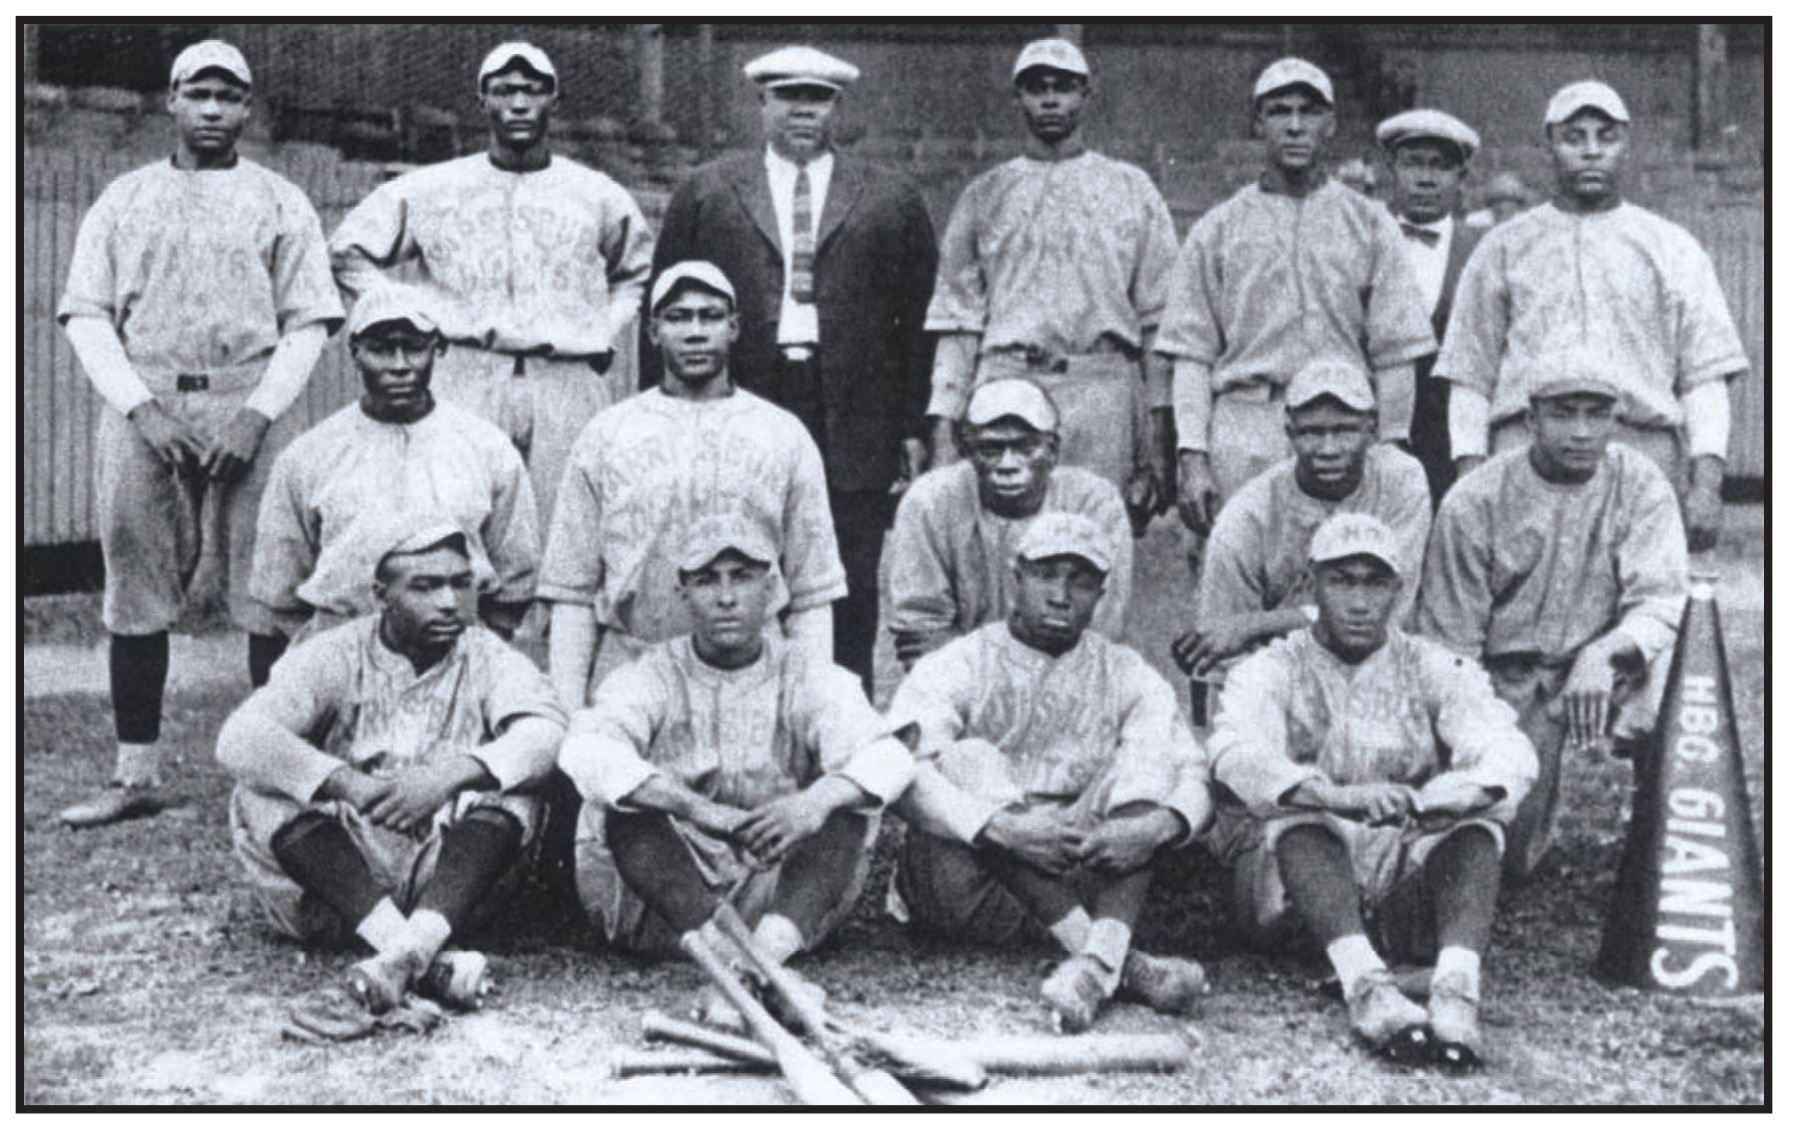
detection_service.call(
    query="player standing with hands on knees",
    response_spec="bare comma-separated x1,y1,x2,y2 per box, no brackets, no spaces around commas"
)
57,39,342,828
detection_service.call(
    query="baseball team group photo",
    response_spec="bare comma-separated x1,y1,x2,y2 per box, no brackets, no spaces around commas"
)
16,20,1766,1107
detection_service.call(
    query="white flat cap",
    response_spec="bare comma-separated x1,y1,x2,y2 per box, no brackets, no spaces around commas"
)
347,286,439,340
1013,38,1090,81
744,46,860,92
1017,512,1112,575
650,261,737,314
478,42,557,92
964,378,1059,432
1309,513,1401,575
1286,358,1375,414
1253,57,1333,106
1377,108,1481,164
170,40,252,88
1545,80,1629,127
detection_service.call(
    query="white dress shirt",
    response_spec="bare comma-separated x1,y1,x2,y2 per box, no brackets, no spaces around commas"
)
1399,214,1452,313
765,147,834,347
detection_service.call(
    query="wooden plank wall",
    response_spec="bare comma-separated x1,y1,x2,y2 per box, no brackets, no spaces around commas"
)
21,153,661,548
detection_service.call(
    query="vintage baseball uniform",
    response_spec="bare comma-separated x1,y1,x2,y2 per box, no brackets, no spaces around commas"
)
1199,444,1431,628
219,617,565,940
926,153,1180,486
1413,445,1687,876
58,158,343,634
888,623,1210,941
330,155,655,517
888,461,1134,649
1434,202,1748,477
560,634,914,954
248,399,538,638
1159,179,1436,496
538,388,847,691
1208,627,1536,956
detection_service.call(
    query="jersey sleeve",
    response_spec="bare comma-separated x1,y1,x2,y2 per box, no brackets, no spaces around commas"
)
1153,216,1227,365
471,635,567,790
1418,643,1537,825
557,656,669,805
1195,491,1265,622
1107,654,1212,836
57,183,123,326
270,182,346,335
247,448,322,634
214,630,359,802
1667,229,1751,392
1385,452,1435,620
779,425,850,613
886,478,959,638
1431,234,1510,398
922,177,990,336
1131,177,1182,332
1362,206,1439,370
1612,457,1690,662
1209,644,1323,817
801,664,916,805
329,180,416,306
1410,485,1495,656
885,639,975,755
597,186,656,348
483,444,541,606
537,426,608,605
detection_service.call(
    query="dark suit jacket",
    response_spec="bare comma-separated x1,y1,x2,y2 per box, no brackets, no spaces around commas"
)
645,150,938,494
1407,215,1485,504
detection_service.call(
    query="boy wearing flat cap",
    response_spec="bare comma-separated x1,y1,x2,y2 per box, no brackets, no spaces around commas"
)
1434,80,1748,552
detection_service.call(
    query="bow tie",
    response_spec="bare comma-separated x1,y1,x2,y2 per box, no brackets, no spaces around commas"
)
1400,222,1442,248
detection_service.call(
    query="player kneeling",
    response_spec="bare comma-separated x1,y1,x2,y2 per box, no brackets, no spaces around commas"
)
1207,514,1536,1069
888,513,1212,1033
217,520,566,1042
558,517,914,1025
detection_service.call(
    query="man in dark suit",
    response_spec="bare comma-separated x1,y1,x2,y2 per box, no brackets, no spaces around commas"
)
647,45,938,693
1377,109,1486,507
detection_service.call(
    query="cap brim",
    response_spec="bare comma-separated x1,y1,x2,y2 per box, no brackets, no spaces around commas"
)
762,77,843,93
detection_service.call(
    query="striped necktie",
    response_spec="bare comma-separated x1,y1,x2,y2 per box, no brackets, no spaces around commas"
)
791,163,816,304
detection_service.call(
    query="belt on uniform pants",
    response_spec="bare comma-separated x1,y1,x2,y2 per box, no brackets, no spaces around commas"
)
176,374,209,392
990,340,1136,374
1216,380,1282,402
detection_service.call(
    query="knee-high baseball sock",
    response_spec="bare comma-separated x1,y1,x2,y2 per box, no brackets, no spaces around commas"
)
248,632,288,690
1425,824,1502,957
1275,823,1366,946
768,810,870,948
271,811,388,929
110,632,169,763
412,809,524,933
605,809,720,934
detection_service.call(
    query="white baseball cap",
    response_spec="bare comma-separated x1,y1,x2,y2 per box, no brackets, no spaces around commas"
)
1544,80,1629,127
1526,346,1623,402
1286,358,1376,414
376,516,469,578
170,40,252,88
1253,57,1333,107
1376,108,1481,165
1309,513,1401,574
1016,512,1112,575
478,42,557,93
650,261,737,314
744,45,860,93
1013,38,1090,81
964,378,1059,432
347,286,439,340
676,514,779,574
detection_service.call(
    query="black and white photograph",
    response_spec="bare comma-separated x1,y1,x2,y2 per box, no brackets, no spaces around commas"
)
15,18,1767,1107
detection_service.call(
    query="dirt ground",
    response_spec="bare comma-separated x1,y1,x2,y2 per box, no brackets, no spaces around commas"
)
18,508,1766,1106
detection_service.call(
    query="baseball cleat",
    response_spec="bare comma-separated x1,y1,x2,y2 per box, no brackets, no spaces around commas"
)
1347,969,1433,1064
1428,971,1484,1072
347,950,427,1015
1040,953,1110,1034
419,950,491,1010
1118,951,1209,1015
59,782,164,828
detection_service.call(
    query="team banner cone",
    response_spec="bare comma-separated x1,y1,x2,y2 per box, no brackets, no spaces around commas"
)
1596,571,1764,994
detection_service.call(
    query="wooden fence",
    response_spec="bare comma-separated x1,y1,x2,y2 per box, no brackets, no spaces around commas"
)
20,148,1765,549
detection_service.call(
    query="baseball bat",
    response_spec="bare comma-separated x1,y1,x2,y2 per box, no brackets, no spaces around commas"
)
613,1049,769,1078
642,1010,776,1066
678,929,863,1107
712,902,921,1106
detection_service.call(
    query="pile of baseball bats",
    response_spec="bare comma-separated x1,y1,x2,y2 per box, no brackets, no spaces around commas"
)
614,899,1195,1105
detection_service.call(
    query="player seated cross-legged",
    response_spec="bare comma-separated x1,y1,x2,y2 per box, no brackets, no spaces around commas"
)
1206,513,1537,1069
217,520,566,1042
887,512,1212,1034
558,517,914,1026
